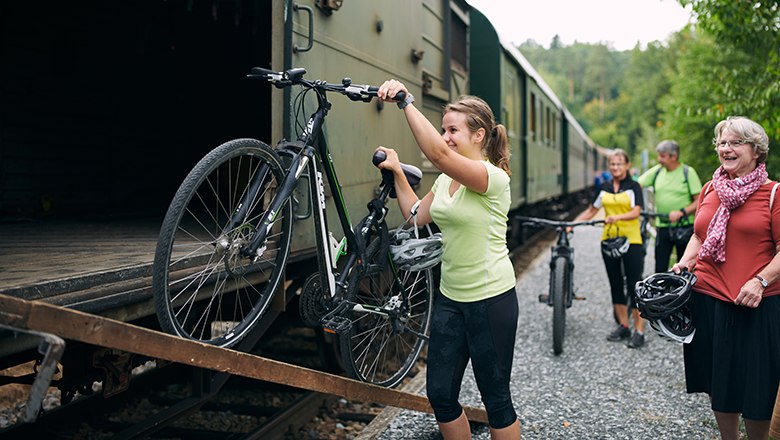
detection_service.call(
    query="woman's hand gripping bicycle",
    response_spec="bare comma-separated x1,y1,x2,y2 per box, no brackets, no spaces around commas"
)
152,67,433,387
516,216,604,355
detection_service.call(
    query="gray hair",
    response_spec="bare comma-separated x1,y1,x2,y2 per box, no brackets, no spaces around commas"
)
608,148,630,164
713,116,769,163
655,140,679,157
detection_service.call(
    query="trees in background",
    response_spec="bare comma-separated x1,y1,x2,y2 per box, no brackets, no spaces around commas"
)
518,0,779,180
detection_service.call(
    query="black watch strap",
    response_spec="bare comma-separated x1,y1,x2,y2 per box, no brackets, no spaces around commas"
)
397,93,415,109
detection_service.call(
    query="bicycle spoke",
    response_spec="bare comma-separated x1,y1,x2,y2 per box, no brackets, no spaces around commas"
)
153,139,292,347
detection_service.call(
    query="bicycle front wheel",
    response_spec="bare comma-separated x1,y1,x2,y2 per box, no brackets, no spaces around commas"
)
152,138,292,348
551,256,569,355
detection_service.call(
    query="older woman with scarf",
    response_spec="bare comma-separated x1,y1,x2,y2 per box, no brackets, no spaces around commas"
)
672,116,780,440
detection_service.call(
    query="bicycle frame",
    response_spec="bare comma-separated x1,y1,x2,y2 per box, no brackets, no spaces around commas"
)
225,78,392,305
518,215,604,355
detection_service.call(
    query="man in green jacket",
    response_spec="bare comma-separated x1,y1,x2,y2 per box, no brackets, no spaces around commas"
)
637,140,702,273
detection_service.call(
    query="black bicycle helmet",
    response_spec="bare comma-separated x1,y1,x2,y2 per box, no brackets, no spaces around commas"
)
634,270,697,320
601,236,629,258
635,270,697,343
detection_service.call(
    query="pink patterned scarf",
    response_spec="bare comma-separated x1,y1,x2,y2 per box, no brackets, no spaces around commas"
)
698,162,768,262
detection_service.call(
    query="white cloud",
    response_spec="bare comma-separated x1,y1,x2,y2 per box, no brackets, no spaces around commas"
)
466,0,693,51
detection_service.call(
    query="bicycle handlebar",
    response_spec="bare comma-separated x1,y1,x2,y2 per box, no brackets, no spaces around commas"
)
516,216,604,229
247,67,405,103
640,211,669,221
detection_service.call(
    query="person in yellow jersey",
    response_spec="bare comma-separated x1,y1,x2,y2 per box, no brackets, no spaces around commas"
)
376,79,520,440
573,149,646,348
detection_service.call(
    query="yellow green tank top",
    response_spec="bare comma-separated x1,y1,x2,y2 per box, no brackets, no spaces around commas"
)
429,161,516,302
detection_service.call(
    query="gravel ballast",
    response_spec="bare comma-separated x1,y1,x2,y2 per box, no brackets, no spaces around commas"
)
373,224,721,439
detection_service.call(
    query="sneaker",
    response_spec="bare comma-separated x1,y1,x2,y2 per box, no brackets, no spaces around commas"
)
626,330,645,349
607,324,631,342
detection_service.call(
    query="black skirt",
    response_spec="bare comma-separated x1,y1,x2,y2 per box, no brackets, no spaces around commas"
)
684,292,780,420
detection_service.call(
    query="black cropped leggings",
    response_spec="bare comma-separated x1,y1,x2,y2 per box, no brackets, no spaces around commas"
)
426,287,519,429
654,227,689,273
601,243,644,306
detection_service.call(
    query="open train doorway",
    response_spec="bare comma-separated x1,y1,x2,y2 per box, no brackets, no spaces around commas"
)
1,0,273,220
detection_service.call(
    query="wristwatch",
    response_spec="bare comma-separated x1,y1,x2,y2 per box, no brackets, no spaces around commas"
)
679,209,687,217
397,93,415,109
755,275,769,288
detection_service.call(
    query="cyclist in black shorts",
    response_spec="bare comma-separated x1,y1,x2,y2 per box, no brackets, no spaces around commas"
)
573,149,646,348
377,80,520,439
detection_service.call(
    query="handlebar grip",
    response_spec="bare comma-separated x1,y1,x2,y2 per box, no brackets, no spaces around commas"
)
249,67,275,76
372,150,387,167
367,87,405,102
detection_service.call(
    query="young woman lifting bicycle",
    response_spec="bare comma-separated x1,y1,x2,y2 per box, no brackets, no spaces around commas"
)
376,80,520,440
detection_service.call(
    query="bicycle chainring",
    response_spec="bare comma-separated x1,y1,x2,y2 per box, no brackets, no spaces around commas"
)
299,273,332,327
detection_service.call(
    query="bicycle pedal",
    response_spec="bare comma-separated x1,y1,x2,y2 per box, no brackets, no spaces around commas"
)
321,315,352,334
538,294,549,303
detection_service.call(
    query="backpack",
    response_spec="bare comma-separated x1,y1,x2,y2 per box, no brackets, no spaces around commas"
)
651,164,692,201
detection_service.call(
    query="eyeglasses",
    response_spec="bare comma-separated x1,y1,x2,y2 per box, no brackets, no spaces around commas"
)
713,139,752,148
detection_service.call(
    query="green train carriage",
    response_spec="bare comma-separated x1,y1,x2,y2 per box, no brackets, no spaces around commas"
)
468,6,603,218
0,0,604,309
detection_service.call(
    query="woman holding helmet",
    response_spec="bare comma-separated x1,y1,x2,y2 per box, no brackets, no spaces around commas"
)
572,149,646,348
375,80,520,439
671,116,780,440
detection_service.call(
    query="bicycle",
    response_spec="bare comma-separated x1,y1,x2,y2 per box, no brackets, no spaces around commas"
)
639,211,662,255
152,67,433,387
516,216,604,355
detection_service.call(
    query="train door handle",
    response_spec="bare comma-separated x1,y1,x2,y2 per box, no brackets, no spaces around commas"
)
293,3,314,53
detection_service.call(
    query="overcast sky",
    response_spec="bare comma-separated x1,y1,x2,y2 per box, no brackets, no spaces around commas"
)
466,0,694,51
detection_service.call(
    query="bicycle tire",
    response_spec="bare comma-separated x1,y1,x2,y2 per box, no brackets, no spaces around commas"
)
340,219,433,387
152,138,292,348
551,256,569,355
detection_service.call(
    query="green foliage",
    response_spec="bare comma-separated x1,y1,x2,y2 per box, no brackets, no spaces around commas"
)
518,0,780,180
675,0,780,179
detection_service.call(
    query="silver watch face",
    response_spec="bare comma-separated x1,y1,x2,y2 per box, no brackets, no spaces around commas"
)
757,276,768,287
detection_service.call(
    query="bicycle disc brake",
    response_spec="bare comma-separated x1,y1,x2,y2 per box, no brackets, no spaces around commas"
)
220,224,258,277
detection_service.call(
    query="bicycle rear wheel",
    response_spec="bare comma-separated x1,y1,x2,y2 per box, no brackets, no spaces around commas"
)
551,256,569,355
340,220,433,387
152,138,292,348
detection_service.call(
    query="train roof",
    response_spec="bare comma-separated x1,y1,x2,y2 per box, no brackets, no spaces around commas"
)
496,34,563,110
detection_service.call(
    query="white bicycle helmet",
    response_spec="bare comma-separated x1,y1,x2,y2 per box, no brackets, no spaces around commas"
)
390,200,443,272
647,308,695,344
601,236,629,258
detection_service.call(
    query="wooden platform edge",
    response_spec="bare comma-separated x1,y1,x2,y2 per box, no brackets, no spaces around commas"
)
0,294,489,424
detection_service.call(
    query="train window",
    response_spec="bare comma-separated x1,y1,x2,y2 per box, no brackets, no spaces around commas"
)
450,8,468,72
545,107,551,145
503,73,518,138
530,93,536,141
